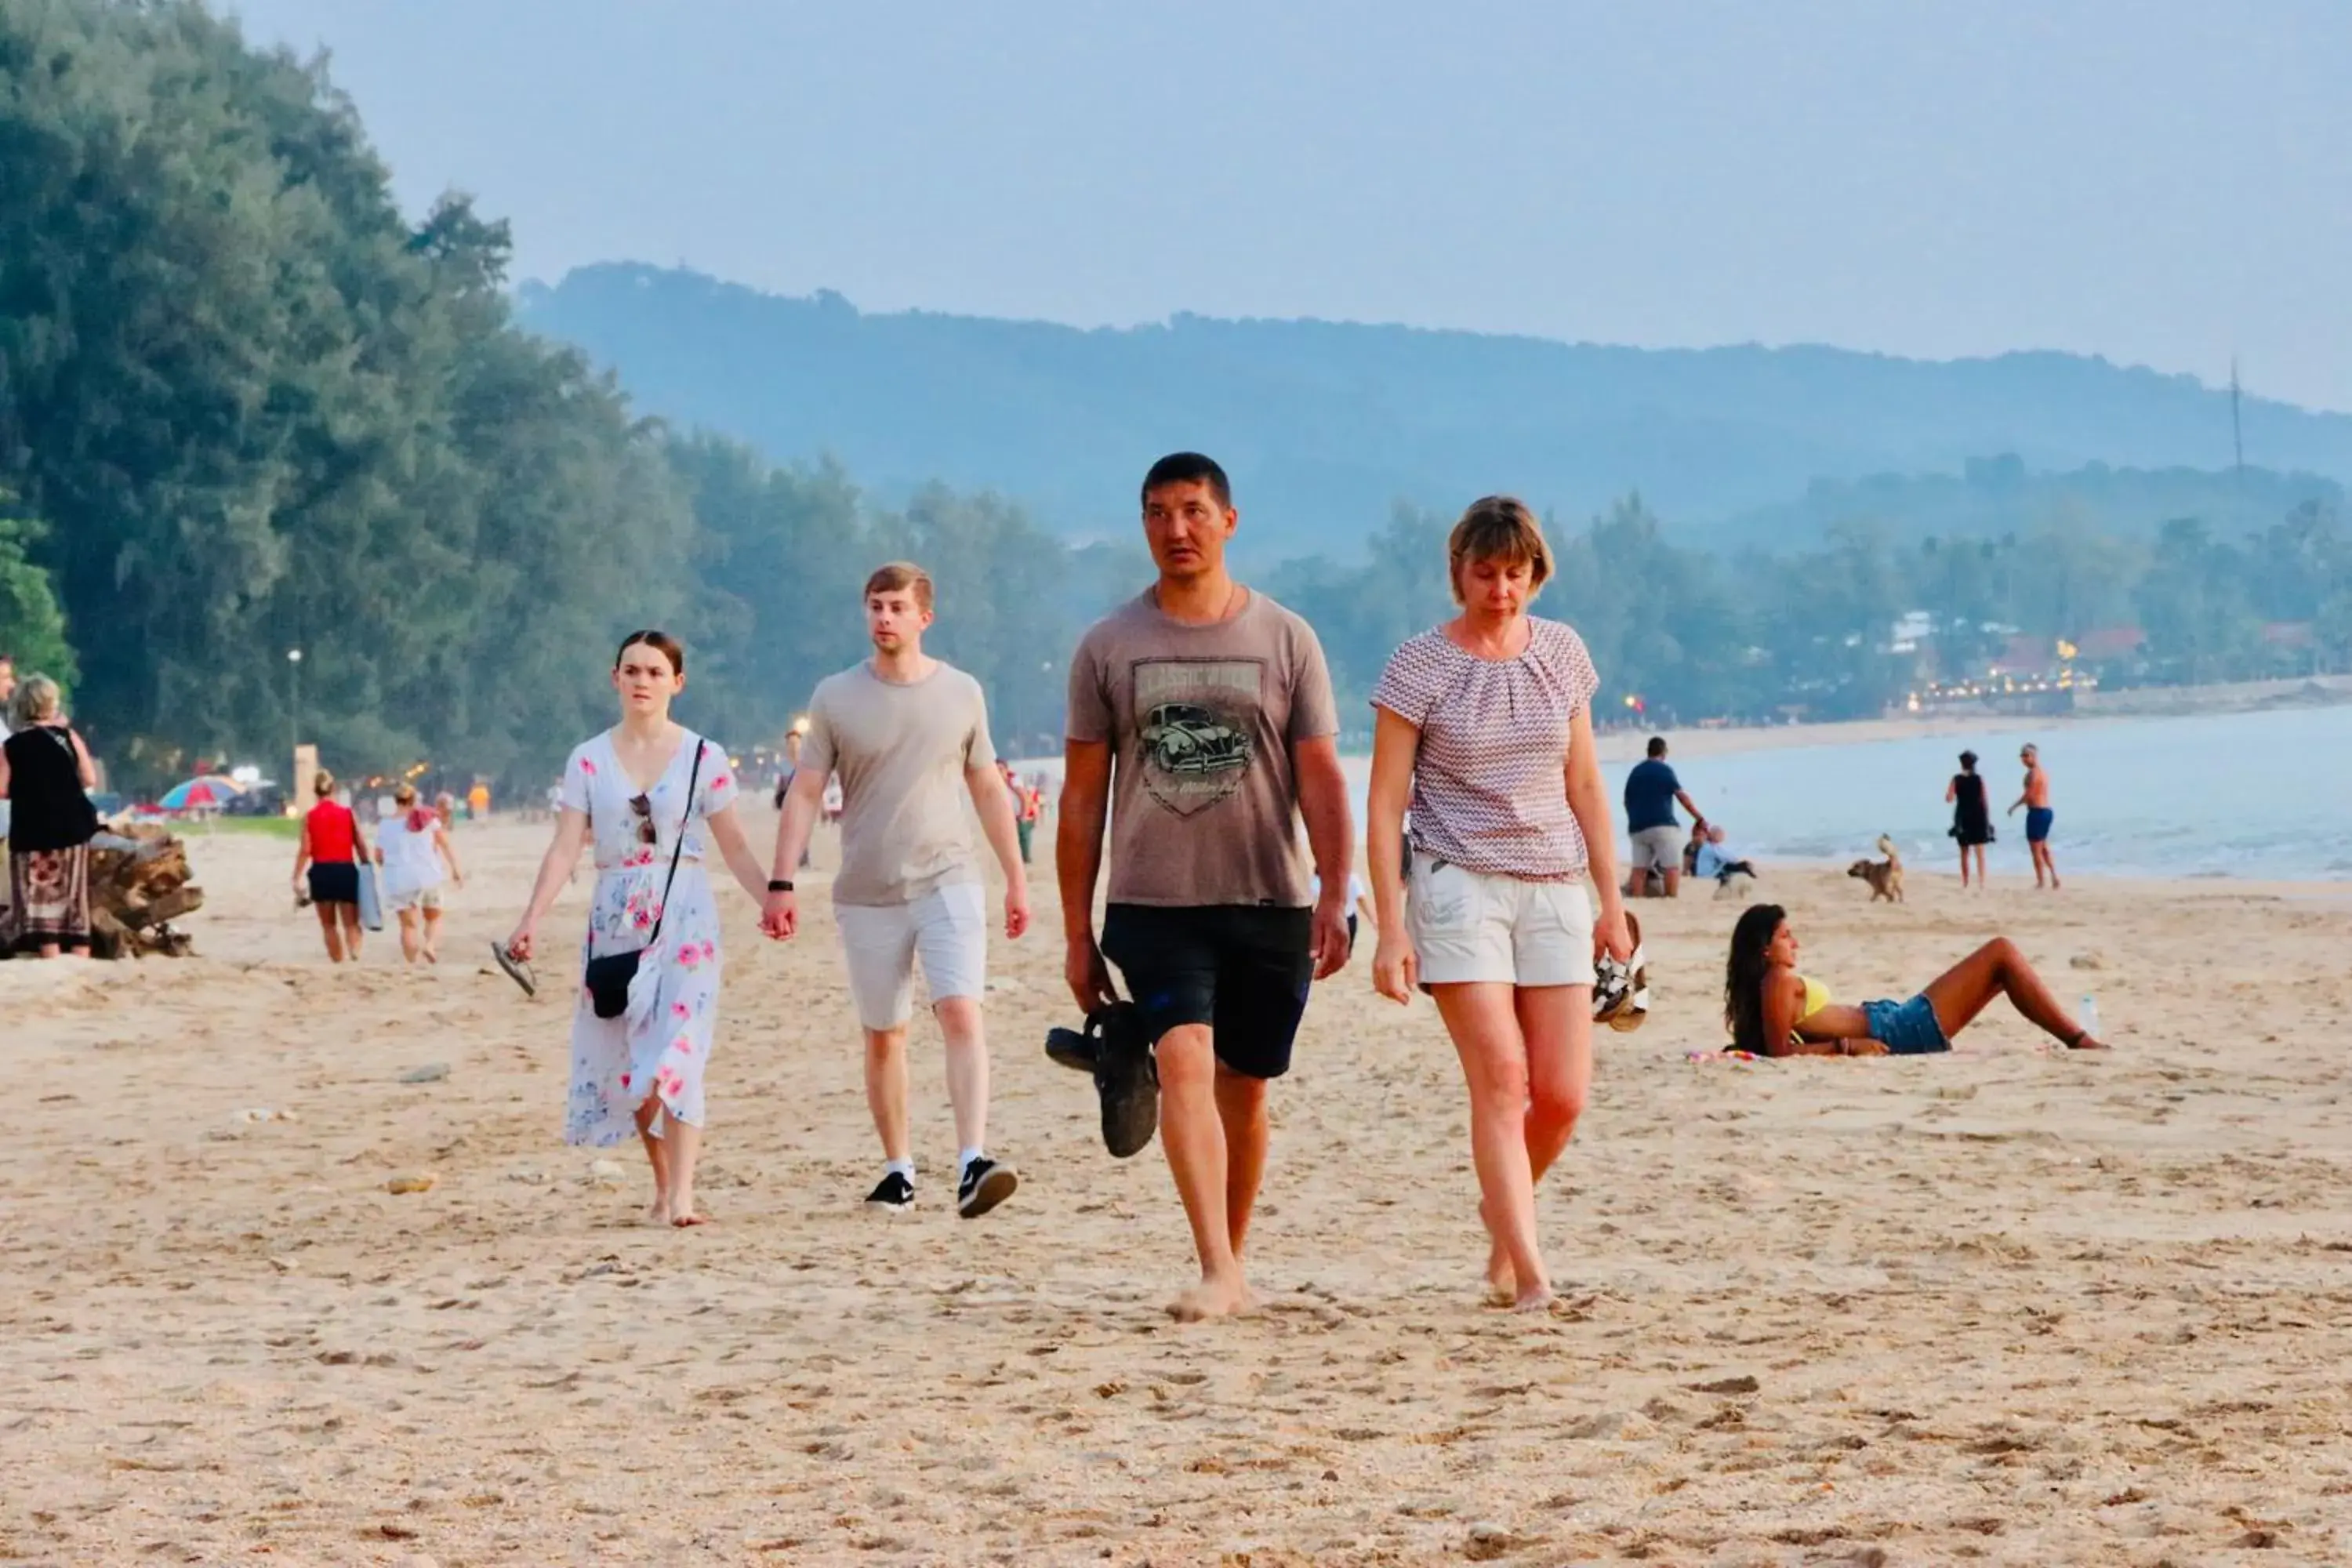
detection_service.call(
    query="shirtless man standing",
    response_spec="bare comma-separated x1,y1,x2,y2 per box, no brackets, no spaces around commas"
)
2009,742,2060,890
1060,452,1355,1320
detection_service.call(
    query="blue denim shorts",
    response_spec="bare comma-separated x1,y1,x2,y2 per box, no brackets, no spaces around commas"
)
1863,994,1951,1054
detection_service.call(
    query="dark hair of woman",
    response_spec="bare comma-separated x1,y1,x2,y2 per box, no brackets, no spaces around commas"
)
613,629,686,676
1724,902,1787,1054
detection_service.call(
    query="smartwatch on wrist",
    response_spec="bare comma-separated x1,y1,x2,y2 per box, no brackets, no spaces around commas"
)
767,879,794,893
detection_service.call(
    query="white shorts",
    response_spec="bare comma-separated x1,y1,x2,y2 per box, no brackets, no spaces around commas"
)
1628,826,1683,873
835,883,989,1030
387,885,442,913
1408,858,1595,989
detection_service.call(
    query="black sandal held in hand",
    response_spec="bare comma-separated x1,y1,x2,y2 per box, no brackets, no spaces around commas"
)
491,939,538,998
1045,1004,1159,1159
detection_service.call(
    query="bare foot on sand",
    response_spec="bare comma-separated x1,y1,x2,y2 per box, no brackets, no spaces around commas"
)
644,1196,672,1226
2069,1035,2111,1051
1168,1274,1255,1323
670,1211,710,1228
1485,1239,1516,1306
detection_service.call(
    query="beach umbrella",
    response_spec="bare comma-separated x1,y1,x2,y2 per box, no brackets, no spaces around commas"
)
159,777,243,812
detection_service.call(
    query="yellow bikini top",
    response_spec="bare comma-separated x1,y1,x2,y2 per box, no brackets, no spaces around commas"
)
1796,975,1832,1023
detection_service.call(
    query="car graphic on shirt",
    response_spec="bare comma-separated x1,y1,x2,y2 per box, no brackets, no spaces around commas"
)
1140,703,1248,776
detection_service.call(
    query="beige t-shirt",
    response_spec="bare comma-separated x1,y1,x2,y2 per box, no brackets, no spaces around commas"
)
1066,589,1339,908
801,662,998,907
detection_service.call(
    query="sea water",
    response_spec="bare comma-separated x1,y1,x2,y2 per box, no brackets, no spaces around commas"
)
1018,702,2352,884
1321,703,2352,884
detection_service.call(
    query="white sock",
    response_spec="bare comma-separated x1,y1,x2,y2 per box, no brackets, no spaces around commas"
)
958,1147,984,1178
885,1157,915,1182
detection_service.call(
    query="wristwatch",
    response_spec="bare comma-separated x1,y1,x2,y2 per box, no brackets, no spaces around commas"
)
767,879,794,893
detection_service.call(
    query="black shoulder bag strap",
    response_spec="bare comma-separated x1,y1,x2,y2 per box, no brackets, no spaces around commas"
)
583,736,706,1019
644,737,706,952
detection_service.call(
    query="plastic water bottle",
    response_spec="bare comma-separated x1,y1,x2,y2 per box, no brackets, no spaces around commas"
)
2079,995,2100,1040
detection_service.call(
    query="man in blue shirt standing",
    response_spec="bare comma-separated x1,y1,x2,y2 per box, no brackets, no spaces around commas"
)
1621,736,1706,898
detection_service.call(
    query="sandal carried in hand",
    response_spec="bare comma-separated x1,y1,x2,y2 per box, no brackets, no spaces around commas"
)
491,939,538,998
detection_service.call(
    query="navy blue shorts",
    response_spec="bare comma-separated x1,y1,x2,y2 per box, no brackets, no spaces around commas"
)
2025,807,2054,844
1864,994,1951,1054
307,862,360,907
1100,904,1313,1080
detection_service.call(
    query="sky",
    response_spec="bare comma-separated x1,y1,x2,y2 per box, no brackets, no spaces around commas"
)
227,0,2350,412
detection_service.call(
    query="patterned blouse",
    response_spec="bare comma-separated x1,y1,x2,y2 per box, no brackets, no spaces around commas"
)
1370,617,1602,880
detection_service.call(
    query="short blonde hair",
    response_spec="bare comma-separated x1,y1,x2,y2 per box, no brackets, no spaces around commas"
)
394,782,419,807
9,674,60,728
1446,496,1554,604
864,561,935,613
314,769,337,798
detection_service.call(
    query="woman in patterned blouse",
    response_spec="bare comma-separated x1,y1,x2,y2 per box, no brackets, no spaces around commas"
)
1365,497,1631,1312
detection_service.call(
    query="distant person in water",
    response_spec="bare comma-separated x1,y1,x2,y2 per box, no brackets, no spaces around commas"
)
1947,750,1993,888
2009,743,2059,889
1724,902,2107,1057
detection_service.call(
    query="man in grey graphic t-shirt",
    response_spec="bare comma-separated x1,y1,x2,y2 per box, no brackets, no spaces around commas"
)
1061,452,1356,1323
764,563,1032,1220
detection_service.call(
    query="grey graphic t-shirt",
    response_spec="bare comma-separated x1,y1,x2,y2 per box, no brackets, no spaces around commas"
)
1066,589,1339,908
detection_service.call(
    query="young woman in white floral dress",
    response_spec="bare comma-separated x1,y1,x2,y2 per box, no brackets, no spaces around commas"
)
505,631,770,1226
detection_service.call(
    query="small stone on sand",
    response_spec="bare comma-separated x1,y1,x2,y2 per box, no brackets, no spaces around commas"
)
400,1063,452,1083
386,1172,438,1195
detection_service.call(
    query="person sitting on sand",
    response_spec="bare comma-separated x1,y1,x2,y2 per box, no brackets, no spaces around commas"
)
1724,902,2108,1057
1691,823,1755,884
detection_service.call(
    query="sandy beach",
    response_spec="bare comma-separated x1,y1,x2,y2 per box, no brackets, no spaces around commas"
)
5,809,2351,1566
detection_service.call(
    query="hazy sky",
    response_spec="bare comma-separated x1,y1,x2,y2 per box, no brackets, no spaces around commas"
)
228,0,2349,411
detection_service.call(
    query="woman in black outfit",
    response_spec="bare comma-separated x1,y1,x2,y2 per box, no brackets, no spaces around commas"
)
0,674,102,957
1946,750,1993,890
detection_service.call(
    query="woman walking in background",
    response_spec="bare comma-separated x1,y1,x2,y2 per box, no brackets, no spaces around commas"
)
376,782,464,964
1725,902,2108,1057
1947,750,1992,888
0,674,101,957
503,631,770,1228
1365,496,1632,1312
292,770,369,962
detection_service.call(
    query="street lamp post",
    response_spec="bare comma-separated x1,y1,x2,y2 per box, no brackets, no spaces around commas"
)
287,648,303,771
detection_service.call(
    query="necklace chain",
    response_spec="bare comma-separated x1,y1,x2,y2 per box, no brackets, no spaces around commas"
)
1154,579,1243,622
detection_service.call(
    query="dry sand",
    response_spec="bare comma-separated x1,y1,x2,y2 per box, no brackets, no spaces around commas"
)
5,810,2351,1566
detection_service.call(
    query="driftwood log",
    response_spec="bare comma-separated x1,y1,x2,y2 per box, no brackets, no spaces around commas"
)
85,826,202,959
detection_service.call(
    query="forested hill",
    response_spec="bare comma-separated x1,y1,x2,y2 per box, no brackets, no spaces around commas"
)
518,263,2352,553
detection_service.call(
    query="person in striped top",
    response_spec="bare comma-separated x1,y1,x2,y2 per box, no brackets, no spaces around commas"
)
1365,496,1631,1314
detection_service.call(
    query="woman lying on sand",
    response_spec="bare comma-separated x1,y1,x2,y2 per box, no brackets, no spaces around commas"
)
1725,903,2110,1057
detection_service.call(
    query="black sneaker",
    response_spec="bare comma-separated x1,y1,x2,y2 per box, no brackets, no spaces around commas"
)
956,1156,1018,1219
864,1171,915,1210
1092,1003,1160,1160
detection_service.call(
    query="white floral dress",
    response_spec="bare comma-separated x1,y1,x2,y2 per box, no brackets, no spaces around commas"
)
558,729,739,1146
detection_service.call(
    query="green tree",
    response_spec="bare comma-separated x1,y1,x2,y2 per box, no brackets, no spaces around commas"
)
2135,518,2258,684
0,499,75,688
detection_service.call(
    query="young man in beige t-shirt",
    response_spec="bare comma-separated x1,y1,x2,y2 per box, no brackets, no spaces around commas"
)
763,564,1033,1218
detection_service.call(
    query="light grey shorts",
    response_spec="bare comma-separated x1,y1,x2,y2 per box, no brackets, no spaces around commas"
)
1628,826,1684,873
834,882,988,1031
1408,858,1595,989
